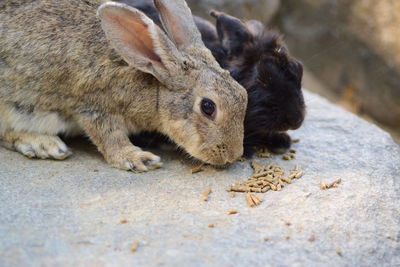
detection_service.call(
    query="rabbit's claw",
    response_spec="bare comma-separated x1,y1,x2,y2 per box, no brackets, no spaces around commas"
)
3,131,71,160
109,147,162,172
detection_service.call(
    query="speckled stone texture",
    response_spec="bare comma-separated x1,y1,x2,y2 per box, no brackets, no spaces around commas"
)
0,91,399,266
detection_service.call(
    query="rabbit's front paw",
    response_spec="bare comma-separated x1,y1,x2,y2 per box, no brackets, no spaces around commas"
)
3,131,71,160
108,146,162,172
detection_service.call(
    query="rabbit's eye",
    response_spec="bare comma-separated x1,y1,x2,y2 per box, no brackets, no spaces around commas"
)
201,98,216,119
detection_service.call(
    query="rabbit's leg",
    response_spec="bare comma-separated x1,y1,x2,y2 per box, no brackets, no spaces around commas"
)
1,131,72,160
0,102,73,159
78,115,161,172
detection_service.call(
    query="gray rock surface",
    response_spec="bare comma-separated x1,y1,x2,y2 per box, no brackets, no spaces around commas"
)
0,91,399,266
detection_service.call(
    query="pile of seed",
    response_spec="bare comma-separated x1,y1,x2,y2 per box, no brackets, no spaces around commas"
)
227,160,303,193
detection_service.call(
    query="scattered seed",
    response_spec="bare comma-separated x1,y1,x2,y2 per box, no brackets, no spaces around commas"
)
320,180,327,190
295,170,303,179
308,235,316,242
202,188,212,201
130,240,139,252
229,192,235,198
336,247,342,256
285,221,292,226
282,155,291,160
285,236,291,240
227,209,238,215
320,178,341,190
292,138,300,143
190,164,204,174
119,218,128,224
246,193,255,207
238,157,247,162
326,178,341,188
208,223,215,228
253,194,263,204
289,148,297,153
245,193,263,207
263,236,269,241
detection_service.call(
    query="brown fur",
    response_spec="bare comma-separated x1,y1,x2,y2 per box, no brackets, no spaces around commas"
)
0,0,247,171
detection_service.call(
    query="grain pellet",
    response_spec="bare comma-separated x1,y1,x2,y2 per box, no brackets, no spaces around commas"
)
320,180,327,190
261,187,270,193
147,162,163,170
246,193,255,207
251,194,263,205
250,187,262,193
326,178,341,188
227,209,238,215
259,152,272,158
202,188,212,201
190,164,204,174
295,170,303,179
131,240,139,252
251,160,264,174
228,185,250,192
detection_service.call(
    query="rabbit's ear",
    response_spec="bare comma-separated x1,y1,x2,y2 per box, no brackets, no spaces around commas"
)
154,0,203,49
98,2,179,79
246,20,264,36
210,10,252,55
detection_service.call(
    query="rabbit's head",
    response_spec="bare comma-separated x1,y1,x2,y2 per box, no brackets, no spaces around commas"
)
209,11,305,148
98,1,247,165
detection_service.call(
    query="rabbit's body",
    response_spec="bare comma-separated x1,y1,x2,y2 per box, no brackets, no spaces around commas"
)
0,0,247,169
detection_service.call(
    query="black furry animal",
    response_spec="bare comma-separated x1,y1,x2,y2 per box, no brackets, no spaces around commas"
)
121,0,305,157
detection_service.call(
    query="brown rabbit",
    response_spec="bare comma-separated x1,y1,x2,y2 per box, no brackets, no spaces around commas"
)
0,0,247,171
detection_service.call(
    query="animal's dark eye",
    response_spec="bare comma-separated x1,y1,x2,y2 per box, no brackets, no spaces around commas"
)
200,98,216,118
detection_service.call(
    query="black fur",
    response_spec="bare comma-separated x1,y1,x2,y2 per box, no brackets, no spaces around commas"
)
209,11,305,156
119,1,305,157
